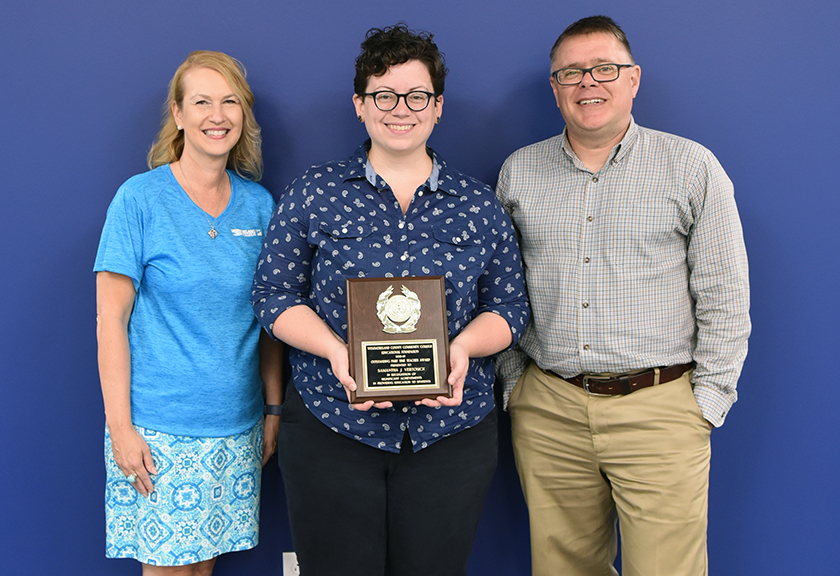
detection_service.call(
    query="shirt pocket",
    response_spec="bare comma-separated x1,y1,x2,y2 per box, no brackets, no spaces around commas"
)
313,219,376,277
430,226,486,306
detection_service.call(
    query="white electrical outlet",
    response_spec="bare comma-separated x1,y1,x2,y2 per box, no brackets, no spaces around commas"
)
283,551,300,576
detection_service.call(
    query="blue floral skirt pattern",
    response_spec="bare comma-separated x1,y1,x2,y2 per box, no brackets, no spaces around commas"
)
104,420,263,566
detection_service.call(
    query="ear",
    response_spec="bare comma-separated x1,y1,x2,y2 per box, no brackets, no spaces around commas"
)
172,100,183,127
630,65,641,98
434,94,443,119
352,93,365,119
550,76,563,110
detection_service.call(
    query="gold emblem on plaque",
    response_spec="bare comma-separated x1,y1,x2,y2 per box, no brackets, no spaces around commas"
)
376,285,421,334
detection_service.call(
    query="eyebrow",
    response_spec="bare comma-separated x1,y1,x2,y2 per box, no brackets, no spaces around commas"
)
558,58,614,69
367,85,431,92
189,93,238,100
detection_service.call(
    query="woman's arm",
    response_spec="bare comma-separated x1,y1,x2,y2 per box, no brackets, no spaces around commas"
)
417,311,513,408
418,191,529,408
271,304,392,411
96,271,157,496
259,331,284,465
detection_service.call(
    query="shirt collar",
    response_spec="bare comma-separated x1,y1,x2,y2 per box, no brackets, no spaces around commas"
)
338,140,461,197
560,116,639,171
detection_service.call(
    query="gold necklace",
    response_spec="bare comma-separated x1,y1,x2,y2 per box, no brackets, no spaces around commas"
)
179,163,226,239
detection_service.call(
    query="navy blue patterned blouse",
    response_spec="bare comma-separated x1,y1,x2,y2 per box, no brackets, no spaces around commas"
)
252,142,529,453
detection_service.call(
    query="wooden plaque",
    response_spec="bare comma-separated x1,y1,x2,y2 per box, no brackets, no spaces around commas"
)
345,276,451,403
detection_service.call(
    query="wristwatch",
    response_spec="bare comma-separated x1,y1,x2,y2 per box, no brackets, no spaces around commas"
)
264,404,282,416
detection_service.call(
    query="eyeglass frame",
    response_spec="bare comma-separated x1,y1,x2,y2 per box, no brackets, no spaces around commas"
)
551,63,634,86
362,90,438,112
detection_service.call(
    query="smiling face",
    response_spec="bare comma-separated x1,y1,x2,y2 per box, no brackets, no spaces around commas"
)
550,32,640,150
172,67,243,164
353,59,442,162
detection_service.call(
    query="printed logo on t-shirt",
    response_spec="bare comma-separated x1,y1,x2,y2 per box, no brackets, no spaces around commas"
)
230,229,263,237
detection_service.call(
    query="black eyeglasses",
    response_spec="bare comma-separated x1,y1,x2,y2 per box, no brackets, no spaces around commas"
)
363,90,437,112
551,63,634,86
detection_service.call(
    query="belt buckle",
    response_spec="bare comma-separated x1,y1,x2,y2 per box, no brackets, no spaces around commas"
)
582,375,612,396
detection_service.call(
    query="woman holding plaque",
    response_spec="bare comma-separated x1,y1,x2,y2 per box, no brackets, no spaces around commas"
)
251,24,529,576
95,51,282,574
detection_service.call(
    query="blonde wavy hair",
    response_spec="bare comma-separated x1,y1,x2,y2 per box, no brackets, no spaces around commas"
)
147,50,263,181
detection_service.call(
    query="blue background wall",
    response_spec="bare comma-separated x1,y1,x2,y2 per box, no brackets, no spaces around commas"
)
2,0,838,574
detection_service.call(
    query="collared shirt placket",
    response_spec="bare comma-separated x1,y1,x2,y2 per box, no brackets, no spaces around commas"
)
578,167,599,374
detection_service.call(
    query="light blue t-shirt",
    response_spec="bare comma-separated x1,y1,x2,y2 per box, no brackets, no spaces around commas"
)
94,165,275,437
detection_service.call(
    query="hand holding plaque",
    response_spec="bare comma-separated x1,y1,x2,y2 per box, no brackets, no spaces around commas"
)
345,276,451,403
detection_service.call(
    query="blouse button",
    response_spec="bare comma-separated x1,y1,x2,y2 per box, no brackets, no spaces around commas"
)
398,220,405,229
592,176,599,183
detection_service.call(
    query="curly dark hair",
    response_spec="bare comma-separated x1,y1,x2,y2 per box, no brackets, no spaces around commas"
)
354,23,448,96
550,15,635,64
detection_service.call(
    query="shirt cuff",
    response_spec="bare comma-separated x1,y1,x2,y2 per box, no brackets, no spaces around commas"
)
496,346,530,410
692,383,735,428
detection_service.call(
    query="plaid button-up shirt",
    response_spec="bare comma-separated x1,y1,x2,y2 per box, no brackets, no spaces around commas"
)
495,119,750,427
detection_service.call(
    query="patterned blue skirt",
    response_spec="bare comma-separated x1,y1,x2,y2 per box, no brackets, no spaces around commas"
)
104,420,263,566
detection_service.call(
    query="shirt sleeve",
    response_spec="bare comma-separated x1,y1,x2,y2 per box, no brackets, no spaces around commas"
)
251,175,314,338
475,197,530,345
492,160,532,410
495,344,531,410
686,150,751,426
93,183,145,289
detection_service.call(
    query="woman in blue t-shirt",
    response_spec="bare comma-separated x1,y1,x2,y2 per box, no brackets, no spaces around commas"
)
94,51,282,575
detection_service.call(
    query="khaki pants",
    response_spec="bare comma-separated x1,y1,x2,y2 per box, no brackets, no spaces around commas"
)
510,363,711,576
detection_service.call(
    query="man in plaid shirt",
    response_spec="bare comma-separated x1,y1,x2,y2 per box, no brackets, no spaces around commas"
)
496,15,750,576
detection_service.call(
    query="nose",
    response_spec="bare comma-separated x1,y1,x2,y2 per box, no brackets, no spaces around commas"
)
208,102,225,123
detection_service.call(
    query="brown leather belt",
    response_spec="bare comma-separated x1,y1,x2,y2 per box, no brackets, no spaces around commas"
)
551,362,695,396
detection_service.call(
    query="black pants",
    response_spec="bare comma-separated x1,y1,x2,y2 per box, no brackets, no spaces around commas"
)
278,383,498,576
